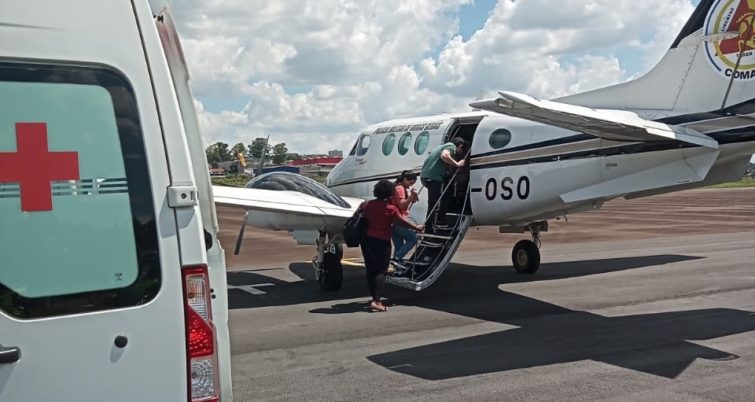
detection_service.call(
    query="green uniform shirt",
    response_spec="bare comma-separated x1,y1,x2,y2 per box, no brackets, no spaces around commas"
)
420,142,456,182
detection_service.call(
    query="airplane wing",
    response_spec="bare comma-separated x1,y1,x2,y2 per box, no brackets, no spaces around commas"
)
212,185,363,233
470,91,719,149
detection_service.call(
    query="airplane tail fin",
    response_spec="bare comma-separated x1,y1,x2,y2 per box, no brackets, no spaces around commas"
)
560,0,755,115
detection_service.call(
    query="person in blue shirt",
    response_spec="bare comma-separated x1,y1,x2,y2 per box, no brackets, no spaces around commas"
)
419,137,467,234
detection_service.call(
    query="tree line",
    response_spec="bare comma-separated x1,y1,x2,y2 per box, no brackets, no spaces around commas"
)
205,137,297,166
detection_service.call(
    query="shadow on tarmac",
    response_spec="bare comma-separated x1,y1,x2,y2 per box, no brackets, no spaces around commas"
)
365,255,755,380
227,253,755,379
367,302,754,380
227,254,700,310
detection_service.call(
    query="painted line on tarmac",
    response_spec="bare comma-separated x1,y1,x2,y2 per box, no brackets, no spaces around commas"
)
227,283,274,296
341,259,364,268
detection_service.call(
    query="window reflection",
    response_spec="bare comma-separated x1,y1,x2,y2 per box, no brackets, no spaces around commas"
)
489,129,512,149
357,135,371,156
246,172,351,208
382,133,396,156
398,132,412,155
415,131,430,154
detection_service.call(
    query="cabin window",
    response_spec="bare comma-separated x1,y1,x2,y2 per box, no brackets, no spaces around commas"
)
398,132,412,155
414,131,430,154
489,128,512,149
357,134,371,156
382,133,396,156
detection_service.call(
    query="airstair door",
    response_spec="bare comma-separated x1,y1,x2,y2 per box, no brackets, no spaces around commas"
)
387,214,472,291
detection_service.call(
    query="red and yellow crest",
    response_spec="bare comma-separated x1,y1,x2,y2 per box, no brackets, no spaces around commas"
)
705,0,755,79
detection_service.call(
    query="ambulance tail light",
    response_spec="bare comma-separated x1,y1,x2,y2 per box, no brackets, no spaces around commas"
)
182,265,220,402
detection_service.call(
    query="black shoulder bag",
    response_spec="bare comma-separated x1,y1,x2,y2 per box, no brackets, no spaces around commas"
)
343,203,367,247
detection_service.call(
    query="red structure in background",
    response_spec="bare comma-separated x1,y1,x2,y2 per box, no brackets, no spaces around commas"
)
289,157,342,167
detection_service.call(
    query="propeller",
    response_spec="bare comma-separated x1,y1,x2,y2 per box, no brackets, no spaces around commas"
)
234,210,250,255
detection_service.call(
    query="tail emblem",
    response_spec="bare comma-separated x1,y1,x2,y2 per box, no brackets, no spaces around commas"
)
705,0,755,80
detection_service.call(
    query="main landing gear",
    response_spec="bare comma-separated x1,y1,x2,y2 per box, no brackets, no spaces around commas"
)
511,222,544,274
313,231,343,291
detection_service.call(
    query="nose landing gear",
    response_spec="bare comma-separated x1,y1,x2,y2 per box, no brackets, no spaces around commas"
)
510,222,544,274
313,232,343,291
511,239,540,273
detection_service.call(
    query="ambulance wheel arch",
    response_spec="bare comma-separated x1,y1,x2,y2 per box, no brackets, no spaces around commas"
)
0,61,161,319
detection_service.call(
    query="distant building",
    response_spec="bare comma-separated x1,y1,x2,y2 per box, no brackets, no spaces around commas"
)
328,149,343,158
290,157,342,167
290,156,343,178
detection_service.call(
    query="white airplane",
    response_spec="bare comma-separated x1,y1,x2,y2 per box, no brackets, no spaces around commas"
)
214,0,755,291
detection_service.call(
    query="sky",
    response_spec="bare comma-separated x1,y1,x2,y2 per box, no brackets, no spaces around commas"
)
148,0,703,155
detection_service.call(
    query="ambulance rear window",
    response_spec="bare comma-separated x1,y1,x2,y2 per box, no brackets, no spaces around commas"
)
0,62,160,319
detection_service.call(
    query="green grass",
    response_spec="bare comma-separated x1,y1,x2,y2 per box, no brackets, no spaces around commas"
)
211,174,252,187
707,176,755,189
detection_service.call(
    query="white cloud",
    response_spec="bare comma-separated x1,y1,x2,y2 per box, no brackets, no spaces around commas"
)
419,0,695,97
151,0,697,154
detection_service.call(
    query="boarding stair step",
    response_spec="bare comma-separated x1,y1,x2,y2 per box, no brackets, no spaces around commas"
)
386,214,473,291
418,240,445,248
417,233,453,240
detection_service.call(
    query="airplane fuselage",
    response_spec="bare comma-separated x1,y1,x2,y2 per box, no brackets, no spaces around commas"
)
326,111,755,230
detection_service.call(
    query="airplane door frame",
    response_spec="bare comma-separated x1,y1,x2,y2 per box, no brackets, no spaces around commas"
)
443,116,484,217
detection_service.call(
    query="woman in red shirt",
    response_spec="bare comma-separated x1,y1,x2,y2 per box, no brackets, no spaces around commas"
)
391,171,419,265
360,179,424,312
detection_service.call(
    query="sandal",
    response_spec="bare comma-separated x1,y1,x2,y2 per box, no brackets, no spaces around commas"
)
369,301,387,312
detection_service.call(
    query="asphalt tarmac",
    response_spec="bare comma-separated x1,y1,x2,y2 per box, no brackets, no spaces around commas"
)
221,188,755,401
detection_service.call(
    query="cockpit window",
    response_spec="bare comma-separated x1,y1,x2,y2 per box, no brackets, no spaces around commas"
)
357,134,371,156
398,132,412,155
348,139,358,156
245,172,351,208
414,131,430,155
489,128,512,149
382,134,396,156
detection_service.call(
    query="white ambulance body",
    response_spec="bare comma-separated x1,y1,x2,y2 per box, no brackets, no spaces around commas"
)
0,1,233,401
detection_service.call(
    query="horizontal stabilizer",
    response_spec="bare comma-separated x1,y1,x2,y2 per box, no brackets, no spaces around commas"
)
470,91,719,149
559,150,720,204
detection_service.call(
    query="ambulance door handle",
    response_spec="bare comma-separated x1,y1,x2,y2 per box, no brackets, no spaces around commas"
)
0,345,20,364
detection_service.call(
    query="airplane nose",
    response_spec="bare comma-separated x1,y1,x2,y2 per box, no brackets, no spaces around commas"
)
325,166,338,187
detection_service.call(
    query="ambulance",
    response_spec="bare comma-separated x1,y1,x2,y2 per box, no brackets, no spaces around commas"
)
0,1,233,401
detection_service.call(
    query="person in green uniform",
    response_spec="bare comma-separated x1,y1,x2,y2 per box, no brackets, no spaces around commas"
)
419,137,467,234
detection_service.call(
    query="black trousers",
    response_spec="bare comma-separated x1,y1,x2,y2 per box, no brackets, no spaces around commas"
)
421,178,448,234
360,235,391,302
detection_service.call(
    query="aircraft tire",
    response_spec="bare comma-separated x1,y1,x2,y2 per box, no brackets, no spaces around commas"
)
512,239,540,274
327,242,344,261
318,252,343,291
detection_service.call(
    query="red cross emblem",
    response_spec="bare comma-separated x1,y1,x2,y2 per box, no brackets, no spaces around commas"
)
0,123,80,212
